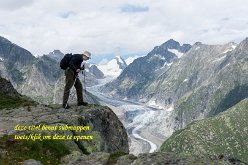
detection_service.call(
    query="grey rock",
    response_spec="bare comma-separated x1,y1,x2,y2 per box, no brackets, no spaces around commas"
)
0,104,129,154
0,77,20,97
125,152,247,165
61,151,83,164
22,159,43,165
61,152,110,165
47,49,64,62
115,154,137,165
115,56,127,70
89,64,104,79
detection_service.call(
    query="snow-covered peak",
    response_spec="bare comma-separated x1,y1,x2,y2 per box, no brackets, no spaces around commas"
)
168,49,184,58
115,56,124,63
115,56,127,69
97,56,127,77
125,56,140,65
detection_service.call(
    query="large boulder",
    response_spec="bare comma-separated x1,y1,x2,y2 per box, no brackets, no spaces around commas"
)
0,104,129,164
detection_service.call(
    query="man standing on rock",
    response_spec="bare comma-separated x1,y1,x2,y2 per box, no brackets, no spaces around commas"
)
62,51,91,109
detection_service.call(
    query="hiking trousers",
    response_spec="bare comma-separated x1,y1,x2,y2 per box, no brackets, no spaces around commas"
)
63,68,83,105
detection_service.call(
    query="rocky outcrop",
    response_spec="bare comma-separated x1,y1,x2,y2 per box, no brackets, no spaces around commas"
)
0,77,36,109
0,104,129,152
0,77,20,97
61,151,110,165
89,64,104,79
0,104,129,164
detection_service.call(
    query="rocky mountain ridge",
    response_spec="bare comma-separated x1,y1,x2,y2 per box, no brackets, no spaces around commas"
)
101,39,192,99
100,37,248,132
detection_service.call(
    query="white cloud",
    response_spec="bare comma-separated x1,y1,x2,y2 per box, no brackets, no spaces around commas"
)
0,0,248,62
0,0,34,10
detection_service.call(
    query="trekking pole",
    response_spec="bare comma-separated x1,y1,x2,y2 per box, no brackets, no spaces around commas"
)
65,74,78,108
82,67,87,96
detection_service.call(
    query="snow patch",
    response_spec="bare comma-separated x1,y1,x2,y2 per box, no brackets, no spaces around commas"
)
148,100,164,110
222,44,237,54
154,54,165,60
0,57,3,61
183,79,188,82
195,46,200,50
232,45,237,50
166,105,174,112
161,62,168,68
212,55,227,63
222,49,233,54
168,49,184,58
167,62,173,66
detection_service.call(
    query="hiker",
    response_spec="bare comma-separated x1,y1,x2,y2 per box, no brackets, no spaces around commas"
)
62,51,91,109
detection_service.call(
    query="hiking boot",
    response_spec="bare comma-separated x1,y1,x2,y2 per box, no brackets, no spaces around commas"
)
63,104,71,109
78,102,88,106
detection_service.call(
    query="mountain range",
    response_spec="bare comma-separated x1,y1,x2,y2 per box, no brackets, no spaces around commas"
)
101,37,248,132
1,35,248,163
0,36,130,104
0,38,76,104
1,75,246,165
101,39,192,99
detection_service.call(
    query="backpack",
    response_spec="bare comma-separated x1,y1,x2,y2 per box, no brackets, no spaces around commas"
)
60,53,72,70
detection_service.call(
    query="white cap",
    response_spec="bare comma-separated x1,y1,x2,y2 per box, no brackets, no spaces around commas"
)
83,51,91,59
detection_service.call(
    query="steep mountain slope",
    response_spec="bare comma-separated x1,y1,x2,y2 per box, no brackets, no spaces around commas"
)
102,39,192,99
0,36,35,85
148,39,247,129
160,97,248,163
172,41,247,128
0,77,36,109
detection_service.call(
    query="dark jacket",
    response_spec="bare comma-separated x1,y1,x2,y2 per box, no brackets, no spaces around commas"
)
69,54,83,73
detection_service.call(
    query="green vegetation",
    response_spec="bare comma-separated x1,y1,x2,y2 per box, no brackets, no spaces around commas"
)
0,135,70,165
161,98,248,163
209,84,248,117
0,92,37,109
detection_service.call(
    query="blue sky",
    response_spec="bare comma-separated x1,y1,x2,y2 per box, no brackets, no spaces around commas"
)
0,0,248,63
